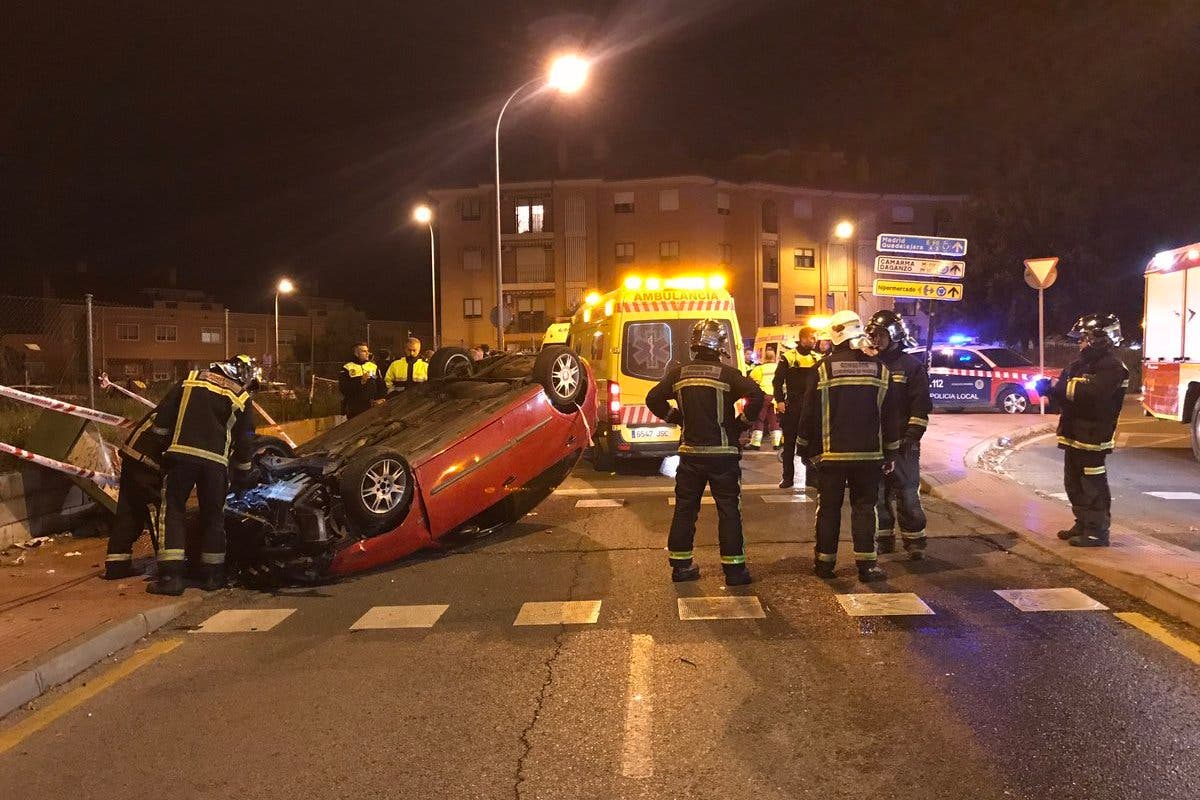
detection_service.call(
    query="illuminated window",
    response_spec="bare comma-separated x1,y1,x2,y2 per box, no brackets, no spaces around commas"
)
463,298,483,319
155,325,177,343
201,327,222,344
793,294,816,317
123,363,142,376
614,191,634,213
116,324,139,341
659,240,680,261
515,202,545,234
615,242,635,263
794,247,816,269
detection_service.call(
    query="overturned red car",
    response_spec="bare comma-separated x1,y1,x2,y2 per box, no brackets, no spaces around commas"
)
225,345,596,584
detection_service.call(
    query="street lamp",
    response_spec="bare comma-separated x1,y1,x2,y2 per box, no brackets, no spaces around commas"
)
494,52,590,351
833,220,855,240
413,204,437,348
274,277,295,382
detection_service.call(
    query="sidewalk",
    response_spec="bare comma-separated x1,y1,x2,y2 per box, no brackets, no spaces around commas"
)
922,411,1200,630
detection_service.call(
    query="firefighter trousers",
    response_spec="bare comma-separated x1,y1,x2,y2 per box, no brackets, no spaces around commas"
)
105,460,161,565
815,461,881,566
876,444,926,542
158,456,229,568
1063,447,1111,536
668,455,745,567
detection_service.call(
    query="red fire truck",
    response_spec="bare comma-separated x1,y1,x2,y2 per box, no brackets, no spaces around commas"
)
1141,241,1200,459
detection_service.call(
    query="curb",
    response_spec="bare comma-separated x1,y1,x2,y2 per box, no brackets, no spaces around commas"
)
0,598,197,719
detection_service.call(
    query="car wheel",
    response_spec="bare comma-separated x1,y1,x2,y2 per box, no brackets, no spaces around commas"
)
590,434,615,472
338,446,414,532
251,434,295,460
1191,404,1200,463
428,346,474,380
998,386,1030,414
534,345,587,411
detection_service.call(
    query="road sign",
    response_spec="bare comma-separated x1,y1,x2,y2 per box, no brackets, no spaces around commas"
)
874,255,966,279
876,234,969,257
1023,257,1059,289
872,278,963,302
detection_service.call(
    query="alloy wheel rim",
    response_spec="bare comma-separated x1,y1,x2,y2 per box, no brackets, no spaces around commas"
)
551,354,580,399
362,458,407,513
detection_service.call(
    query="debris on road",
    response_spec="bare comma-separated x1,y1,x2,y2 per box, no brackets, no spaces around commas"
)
16,536,53,549
63,551,83,557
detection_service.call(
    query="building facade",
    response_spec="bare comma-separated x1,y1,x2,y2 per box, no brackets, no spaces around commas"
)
431,175,965,349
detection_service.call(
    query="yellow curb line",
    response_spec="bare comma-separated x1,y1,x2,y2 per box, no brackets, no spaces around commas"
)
0,638,183,755
1115,612,1200,665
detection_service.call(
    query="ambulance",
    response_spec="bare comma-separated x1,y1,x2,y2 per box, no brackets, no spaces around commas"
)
554,273,746,469
750,319,830,363
1141,241,1200,460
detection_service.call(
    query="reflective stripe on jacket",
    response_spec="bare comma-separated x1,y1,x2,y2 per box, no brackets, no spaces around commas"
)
384,357,429,391
157,370,254,468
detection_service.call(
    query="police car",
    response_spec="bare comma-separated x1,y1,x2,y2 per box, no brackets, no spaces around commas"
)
905,340,1059,414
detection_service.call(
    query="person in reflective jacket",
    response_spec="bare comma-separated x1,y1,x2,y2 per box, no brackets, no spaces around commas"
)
339,342,380,417
647,319,764,586
102,407,171,580
385,337,429,392
1036,313,1129,547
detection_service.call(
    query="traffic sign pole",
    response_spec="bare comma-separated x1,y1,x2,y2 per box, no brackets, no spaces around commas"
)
1023,257,1059,417
1039,288,1045,415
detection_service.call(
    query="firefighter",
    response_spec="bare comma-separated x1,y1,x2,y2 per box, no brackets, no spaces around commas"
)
646,319,764,586
148,355,260,595
748,348,783,449
1036,313,1128,547
339,342,379,417
774,328,820,489
866,310,932,558
101,405,173,579
384,337,429,392
798,310,903,582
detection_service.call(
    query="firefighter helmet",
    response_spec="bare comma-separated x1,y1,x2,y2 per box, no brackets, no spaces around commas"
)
780,335,798,350
827,310,866,346
212,354,261,391
865,309,916,348
690,318,728,357
1068,313,1122,347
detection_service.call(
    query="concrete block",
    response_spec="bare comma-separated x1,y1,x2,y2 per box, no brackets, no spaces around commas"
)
0,670,41,719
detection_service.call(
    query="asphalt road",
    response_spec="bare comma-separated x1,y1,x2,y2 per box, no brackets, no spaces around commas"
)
1003,399,1200,551
2,450,1199,800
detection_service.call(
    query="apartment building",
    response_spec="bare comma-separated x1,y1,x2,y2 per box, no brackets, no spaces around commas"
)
431,175,965,349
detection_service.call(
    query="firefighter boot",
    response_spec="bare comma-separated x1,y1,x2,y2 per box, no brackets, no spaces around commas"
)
148,563,184,596
102,560,139,580
723,564,752,586
813,560,836,579
1057,525,1081,541
875,533,897,554
749,430,764,449
671,564,701,582
771,430,783,450
857,562,887,583
902,533,927,560
201,564,228,591
1069,532,1110,548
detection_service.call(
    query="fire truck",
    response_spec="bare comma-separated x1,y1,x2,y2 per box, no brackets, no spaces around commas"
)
1141,241,1200,459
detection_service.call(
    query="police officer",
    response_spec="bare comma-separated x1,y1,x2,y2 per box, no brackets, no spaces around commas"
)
798,310,903,582
866,310,932,558
101,406,172,579
774,327,820,489
1036,313,1129,547
748,349,783,450
339,342,379,417
647,319,764,586
148,356,260,595
384,337,429,392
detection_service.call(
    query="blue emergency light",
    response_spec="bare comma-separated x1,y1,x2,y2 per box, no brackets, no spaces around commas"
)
947,334,972,345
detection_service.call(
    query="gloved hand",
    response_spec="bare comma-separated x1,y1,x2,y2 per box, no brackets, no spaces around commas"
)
1035,377,1053,397
883,457,896,475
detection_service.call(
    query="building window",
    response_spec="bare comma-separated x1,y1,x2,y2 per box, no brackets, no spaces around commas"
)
237,328,256,345
719,243,732,265
793,247,816,269
462,247,483,271
463,298,483,319
762,200,779,234
793,198,813,219
613,191,634,213
659,189,679,211
615,242,635,263
152,371,171,382
513,295,549,333
123,363,142,376
201,327,222,344
659,240,680,261
891,205,915,224
154,325,178,343
116,324,139,342
717,192,730,215
461,196,482,221
762,243,779,283
763,288,780,326
279,330,297,346
793,294,816,317
515,201,545,234
503,245,554,284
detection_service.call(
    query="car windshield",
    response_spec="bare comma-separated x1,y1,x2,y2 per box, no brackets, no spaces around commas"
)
977,348,1033,368
621,319,736,381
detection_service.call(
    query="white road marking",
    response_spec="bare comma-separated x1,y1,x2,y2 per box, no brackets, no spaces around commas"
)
575,498,625,508
195,609,296,633
668,496,716,506
620,634,655,779
836,593,934,617
350,605,449,630
762,494,811,503
677,596,766,620
994,588,1108,612
1043,492,1070,502
554,483,781,497
1144,491,1200,500
513,600,602,626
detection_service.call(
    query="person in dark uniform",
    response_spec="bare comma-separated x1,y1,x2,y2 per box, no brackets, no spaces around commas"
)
866,310,933,559
647,319,765,586
101,406,173,580
1036,313,1129,547
374,348,394,398
148,356,260,595
339,342,379,417
798,310,903,582
773,327,820,489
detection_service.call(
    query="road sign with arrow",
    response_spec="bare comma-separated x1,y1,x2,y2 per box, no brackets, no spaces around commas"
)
872,278,963,302
874,255,966,279
876,234,969,257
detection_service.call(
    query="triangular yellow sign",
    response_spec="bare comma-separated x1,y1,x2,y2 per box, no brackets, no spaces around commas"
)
1024,257,1059,284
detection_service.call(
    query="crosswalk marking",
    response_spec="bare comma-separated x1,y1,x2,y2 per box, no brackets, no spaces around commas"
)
762,494,811,503
195,609,296,633
677,596,766,621
668,497,716,506
1043,492,1070,502
994,588,1107,612
350,605,449,630
575,498,625,508
514,600,602,626
1144,491,1200,500
836,593,934,617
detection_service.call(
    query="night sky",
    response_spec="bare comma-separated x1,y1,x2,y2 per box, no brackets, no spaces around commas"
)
3,1,1198,323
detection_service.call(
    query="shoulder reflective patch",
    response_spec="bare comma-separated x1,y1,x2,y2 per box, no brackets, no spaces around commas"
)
830,360,879,377
680,364,723,379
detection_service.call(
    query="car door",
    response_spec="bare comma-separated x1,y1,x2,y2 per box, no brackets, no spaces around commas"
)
945,348,992,407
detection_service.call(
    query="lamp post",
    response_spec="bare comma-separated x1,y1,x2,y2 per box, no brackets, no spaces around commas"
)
413,204,437,348
494,53,589,352
274,277,295,382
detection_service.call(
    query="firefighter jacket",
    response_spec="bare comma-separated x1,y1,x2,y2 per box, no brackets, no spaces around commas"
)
797,343,904,463
878,346,933,442
119,407,173,473
748,361,778,397
646,355,765,457
155,369,255,470
339,359,380,416
1047,345,1128,453
773,348,820,408
384,356,429,392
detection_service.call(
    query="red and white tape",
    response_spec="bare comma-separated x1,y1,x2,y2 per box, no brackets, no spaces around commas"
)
0,441,118,487
0,384,134,429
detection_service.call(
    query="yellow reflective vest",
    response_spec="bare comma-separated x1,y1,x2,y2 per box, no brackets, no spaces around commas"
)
385,356,429,391
748,361,778,396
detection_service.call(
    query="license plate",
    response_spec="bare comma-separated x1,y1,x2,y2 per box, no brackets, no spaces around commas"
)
627,426,673,441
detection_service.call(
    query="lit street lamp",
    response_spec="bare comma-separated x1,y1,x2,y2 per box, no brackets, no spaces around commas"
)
494,53,590,351
833,220,855,240
413,204,438,348
274,277,295,382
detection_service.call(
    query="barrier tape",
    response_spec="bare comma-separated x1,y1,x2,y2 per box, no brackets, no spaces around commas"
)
0,384,135,429
98,373,157,410
0,441,119,487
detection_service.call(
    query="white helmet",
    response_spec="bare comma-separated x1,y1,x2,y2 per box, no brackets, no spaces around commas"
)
780,335,798,350
827,310,865,346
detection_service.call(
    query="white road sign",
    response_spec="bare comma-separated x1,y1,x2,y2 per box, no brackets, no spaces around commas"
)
874,255,965,279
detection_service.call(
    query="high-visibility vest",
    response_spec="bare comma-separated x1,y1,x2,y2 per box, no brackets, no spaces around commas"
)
385,357,428,390
748,362,778,396
342,361,379,379
781,349,819,369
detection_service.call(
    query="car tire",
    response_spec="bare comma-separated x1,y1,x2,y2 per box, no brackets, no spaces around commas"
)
428,346,474,380
338,446,414,533
590,434,615,472
534,345,587,411
1191,404,1200,463
997,386,1030,414
251,434,295,460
